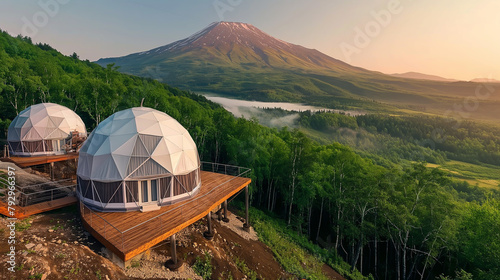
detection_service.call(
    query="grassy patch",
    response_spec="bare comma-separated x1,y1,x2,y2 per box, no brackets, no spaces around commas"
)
15,264,24,271
443,161,500,180
247,206,371,280
427,160,500,189
234,256,258,280
55,253,66,259
50,223,64,231
193,251,213,280
218,271,235,280
15,218,33,232
69,264,81,275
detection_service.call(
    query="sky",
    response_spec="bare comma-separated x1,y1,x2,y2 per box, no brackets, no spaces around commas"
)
0,0,498,81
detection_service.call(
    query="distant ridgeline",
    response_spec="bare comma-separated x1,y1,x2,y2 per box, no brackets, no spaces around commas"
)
96,22,500,124
1,29,500,280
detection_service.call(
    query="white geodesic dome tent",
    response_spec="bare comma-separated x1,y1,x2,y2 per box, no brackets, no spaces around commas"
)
76,107,201,212
8,103,87,156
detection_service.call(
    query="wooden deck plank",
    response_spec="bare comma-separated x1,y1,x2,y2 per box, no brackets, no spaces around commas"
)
80,171,251,261
0,196,78,219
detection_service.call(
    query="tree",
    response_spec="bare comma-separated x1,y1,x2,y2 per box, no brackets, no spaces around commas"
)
457,199,500,279
383,163,455,280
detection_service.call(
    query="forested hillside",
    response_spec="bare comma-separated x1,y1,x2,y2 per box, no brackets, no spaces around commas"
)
296,111,500,166
1,30,499,280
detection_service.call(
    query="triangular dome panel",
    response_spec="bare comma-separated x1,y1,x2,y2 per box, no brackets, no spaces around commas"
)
132,137,149,157
112,136,137,156
128,158,170,179
111,154,131,179
138,134,162,155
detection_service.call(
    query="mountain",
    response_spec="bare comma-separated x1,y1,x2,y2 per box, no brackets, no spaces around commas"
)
97,22,365,73
470,78,500,83
391,72,458,82
96,22,500,123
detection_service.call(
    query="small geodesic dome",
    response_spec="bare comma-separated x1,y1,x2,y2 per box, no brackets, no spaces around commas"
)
7,103,87,156
76,107,201,212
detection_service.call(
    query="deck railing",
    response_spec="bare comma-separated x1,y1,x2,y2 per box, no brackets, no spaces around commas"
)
80,162,251,251
79,201,125,249
18,182,76,207
0,176,26,216
0,177,76,215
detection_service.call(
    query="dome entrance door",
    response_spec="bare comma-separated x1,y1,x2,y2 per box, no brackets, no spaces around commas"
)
139,179,159,205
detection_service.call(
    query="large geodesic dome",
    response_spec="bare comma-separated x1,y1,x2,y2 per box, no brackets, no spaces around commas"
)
76,107,201,212
8,103,87,156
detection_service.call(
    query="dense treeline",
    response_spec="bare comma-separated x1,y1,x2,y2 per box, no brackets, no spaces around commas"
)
356,114,500,166
298,111,500,166
1,30,499,279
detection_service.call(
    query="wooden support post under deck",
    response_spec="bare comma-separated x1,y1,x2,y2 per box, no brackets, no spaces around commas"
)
243,185,250,231
217,206,222,221
222,200,229,223
170,234,177,265
165,234,183,270
203,212,214,240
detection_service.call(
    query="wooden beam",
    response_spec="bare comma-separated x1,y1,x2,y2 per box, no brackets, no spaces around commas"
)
0,196,77,219
2,153,79,168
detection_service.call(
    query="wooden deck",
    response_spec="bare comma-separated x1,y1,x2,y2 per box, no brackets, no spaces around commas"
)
0,152,78,168
0,196,78,219
80,171,251,261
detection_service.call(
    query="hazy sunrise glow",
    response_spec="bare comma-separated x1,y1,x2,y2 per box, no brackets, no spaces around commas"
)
0,0,498,81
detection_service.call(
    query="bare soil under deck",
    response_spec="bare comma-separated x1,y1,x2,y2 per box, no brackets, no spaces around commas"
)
0,206,345,279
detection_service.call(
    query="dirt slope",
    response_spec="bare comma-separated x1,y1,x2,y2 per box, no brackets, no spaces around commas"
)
0,205,343,280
